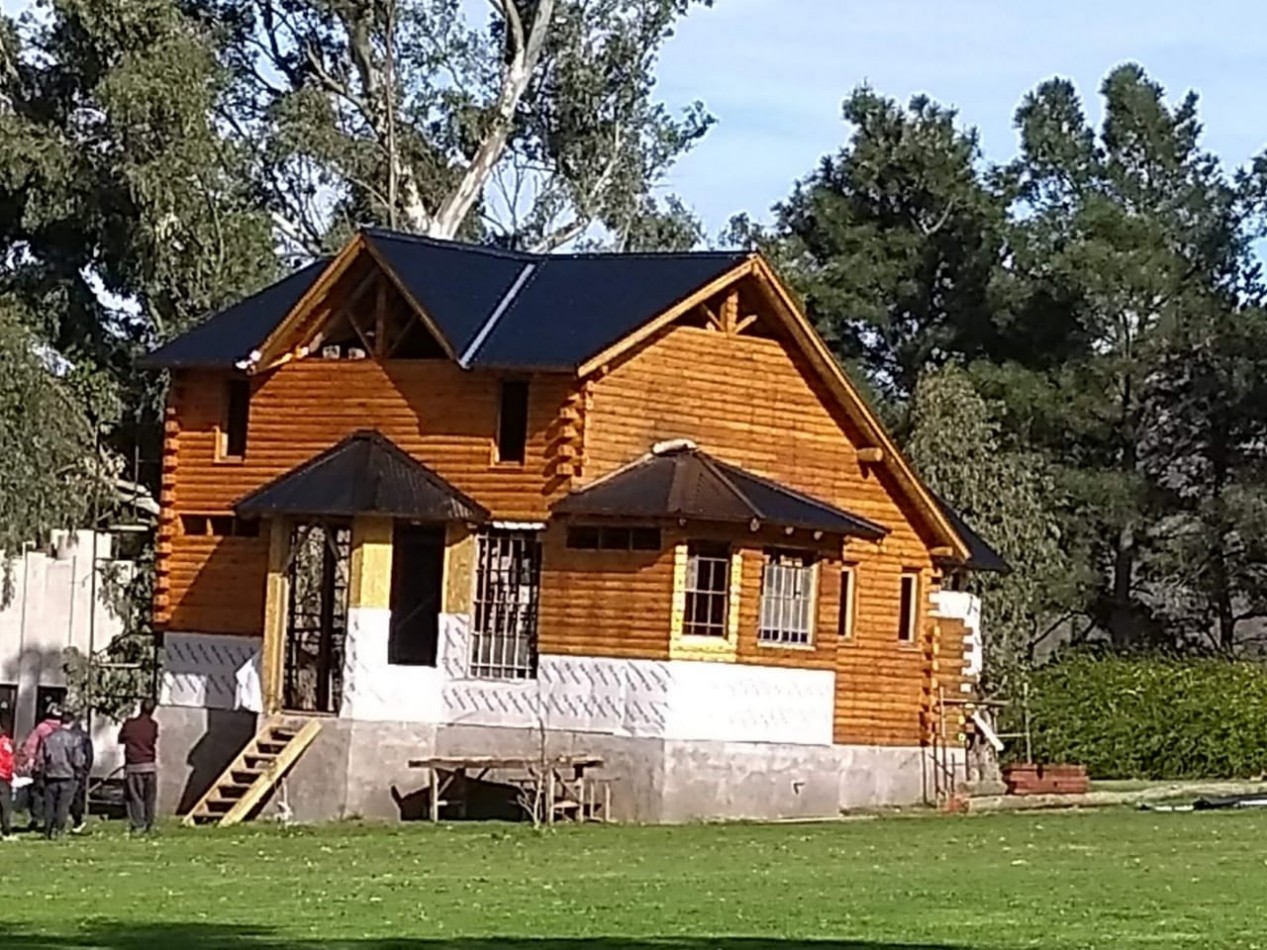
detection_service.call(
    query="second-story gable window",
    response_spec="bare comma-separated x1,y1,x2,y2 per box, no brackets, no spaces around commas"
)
496,379,530,464
220,378,251,460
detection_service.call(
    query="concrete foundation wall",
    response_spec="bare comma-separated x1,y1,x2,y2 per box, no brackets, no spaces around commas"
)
159,707,933,824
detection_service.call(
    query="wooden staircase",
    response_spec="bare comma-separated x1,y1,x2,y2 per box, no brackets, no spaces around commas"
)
183,715,323,827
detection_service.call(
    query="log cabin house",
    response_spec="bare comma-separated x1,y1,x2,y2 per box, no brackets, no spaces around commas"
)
143,228,1007,823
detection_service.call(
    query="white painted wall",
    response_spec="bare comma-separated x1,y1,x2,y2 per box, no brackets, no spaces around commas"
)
0,530,130,773
163,609,837,746
932,589,983,686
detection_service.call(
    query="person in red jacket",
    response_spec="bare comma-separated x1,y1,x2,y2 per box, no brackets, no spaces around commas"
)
0,715,15,841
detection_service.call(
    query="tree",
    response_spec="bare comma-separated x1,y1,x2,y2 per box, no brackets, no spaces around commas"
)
1138,302,1267,651
1005,65,1265,648
1,0,279,481
905,363,1078,697
726,86,1010,405
0,298,110,591
191,0,714,254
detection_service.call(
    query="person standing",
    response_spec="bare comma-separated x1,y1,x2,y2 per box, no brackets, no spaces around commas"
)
68,717,94,834
118,699,159,834
0,716,15,841
18,704,62,831
39,711,85,840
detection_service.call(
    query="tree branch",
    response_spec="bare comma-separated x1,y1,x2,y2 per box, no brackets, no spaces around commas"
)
430,0,557,238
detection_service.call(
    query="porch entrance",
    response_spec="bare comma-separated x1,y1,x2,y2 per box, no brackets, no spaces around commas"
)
284,522,351,714
389,523,446,666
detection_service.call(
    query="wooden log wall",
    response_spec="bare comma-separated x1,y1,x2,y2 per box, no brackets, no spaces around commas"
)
161,360,571,634
583,316,943,747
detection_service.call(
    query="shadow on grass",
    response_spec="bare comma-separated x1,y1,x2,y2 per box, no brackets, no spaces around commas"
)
0,925,969,950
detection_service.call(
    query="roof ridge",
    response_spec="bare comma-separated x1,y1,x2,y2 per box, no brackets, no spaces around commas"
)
361,226,750,264
693,450,764,520
361,227,540,263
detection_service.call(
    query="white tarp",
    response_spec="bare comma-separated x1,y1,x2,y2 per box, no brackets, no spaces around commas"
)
234,651,263,714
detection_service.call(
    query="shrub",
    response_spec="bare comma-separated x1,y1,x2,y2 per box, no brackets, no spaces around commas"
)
1020,651,1267,780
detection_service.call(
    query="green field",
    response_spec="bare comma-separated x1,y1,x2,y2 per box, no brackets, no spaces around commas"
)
1,809,1263,949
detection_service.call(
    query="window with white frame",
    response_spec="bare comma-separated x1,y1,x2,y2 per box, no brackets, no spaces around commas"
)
684,541,731,637
758,550,817,646
898,570,920,643
470,528,543,679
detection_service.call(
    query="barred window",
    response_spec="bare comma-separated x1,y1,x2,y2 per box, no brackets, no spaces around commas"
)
470,528,542,679
758,550,817,646
684,542,731,637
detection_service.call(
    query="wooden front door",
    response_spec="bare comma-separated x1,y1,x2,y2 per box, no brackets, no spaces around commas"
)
284,523,351,714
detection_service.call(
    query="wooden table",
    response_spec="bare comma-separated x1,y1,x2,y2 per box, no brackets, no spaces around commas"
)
407,755,607,824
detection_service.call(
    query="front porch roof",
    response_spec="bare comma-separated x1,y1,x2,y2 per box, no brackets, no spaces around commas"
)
553,443,888,540
234,430,489,522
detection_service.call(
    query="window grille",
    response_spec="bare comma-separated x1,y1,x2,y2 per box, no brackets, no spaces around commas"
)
470,528,542,679
758,550,817,646
684,541,731,637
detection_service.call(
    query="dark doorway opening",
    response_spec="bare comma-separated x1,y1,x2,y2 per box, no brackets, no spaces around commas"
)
389,524,446,666
285,522,351,714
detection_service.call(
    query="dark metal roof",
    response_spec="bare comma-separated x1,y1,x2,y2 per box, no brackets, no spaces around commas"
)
470,252,747,370
933,494,1012,574
234,430,489,522
142,229,747,371
140,259,331,369
553,444,888,540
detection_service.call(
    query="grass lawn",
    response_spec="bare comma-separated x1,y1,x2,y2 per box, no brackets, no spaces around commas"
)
1,809,1264,949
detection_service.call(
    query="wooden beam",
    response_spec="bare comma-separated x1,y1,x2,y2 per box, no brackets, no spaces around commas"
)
698,303,722,331
349,516,394,609
577,259,754,377
260,518,290,714
361,238,458,361
857,446,884,464
719,289,739,334
733,314,760,336
254,234,366,371
375,277,388,357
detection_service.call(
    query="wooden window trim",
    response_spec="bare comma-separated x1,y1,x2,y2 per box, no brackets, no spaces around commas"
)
837,564,858,642
757,549,818,649
898,570,921,646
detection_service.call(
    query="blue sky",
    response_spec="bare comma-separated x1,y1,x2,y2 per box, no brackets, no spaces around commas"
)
6,0,1267,239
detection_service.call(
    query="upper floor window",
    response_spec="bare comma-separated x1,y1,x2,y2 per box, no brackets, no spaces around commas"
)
684,541,731,637
758,550,817,647
898,570,920,643
220,378,251,460
496,379,529,464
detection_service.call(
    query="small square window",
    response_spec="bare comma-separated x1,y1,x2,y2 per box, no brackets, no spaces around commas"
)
566,526,601,549
630,527,662,551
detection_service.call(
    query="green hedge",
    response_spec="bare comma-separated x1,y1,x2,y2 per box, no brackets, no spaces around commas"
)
1022,652,1267,780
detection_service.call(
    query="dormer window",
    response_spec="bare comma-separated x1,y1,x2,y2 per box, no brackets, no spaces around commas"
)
496,379,529,464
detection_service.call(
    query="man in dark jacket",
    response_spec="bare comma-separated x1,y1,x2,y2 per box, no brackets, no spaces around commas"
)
68,718,94,834
118,699,159,834
39,711,86,840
